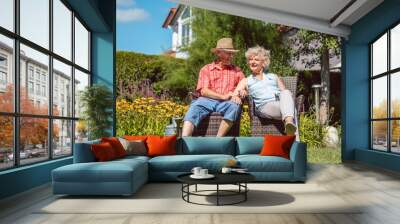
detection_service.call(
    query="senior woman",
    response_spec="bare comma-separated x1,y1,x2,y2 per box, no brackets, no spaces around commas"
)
232,45,297,135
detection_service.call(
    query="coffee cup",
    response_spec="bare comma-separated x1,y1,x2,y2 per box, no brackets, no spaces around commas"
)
221,167,232,174
200,169,208,176
191,167,202,176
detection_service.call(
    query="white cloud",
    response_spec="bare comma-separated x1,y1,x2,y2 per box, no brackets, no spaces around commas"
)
117,0,135,7
117,8,150,22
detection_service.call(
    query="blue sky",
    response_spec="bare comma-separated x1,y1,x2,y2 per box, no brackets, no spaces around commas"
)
116,0,176,55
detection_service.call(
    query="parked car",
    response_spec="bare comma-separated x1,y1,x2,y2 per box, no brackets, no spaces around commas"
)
7,150,32,161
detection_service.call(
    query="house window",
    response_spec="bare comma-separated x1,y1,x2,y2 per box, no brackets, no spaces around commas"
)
41,85,46,97
181,23,190,46
35,70,41,81
0,54,7,67
0,71,7,86
41,73,46,83
180,7,191,47
28,81,34,94
371,23,400,154
36,83,40,95
0,54,7,87
181,7,190,19
28,67,34,80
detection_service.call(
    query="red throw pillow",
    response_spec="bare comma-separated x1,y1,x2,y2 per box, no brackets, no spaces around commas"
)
260,135,296,159
101,137,127,158
146,135,177,157
91,142,117,161
124,135,148,141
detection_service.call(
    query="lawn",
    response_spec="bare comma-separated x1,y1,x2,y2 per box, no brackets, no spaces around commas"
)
307,147,341,164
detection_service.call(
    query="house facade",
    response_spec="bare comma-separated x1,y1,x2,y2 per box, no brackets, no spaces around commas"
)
162,5,192,59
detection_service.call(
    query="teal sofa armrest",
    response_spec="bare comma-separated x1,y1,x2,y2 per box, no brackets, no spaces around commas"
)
73,140,100,163
289,141,307,182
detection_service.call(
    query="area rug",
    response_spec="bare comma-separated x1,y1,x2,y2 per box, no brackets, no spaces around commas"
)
37,183,361,214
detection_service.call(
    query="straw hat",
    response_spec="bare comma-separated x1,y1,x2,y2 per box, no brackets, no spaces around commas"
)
211,38,239,53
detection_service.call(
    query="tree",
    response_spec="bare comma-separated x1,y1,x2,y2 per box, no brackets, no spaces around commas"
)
170,8,296,94
292,30,341,124
0,85,58,150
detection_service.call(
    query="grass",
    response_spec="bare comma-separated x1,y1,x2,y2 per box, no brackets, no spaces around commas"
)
307,147,341,164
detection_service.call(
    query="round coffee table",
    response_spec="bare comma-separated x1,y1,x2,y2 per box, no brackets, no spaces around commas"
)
177,173,255,206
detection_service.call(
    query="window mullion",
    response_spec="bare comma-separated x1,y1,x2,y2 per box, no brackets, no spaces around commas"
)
71,10,76,153
388,30,391,152
48,0,54,160
13,0,21,167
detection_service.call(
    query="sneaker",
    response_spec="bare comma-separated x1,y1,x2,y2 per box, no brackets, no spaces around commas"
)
285,122,297,135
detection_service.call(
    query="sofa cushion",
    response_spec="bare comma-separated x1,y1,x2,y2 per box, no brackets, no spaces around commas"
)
147,135,177,157
73,139,100,163
119,138,147,156
260,135,296,159
101,137,127,158
236,137,263,155
52,159,147,183
149,154,235,172
180,137,235,155
91,142,118,161
236,155,293,172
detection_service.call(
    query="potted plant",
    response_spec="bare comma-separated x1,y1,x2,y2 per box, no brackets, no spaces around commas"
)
80,84,113,140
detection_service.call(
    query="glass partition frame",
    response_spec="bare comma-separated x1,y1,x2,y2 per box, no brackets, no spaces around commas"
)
0,0,91,170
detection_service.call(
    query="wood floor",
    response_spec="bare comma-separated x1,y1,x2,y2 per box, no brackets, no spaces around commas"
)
1,162,400,224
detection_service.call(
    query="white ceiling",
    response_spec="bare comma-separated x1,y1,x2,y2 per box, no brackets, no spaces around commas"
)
227,0,352,22
169,0,384,37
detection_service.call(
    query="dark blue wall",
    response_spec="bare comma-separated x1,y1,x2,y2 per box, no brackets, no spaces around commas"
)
0,0,116,200
343,0,400,171
0,158,72,199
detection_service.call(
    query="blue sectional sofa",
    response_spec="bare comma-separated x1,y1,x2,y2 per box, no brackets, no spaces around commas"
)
52,137,307,196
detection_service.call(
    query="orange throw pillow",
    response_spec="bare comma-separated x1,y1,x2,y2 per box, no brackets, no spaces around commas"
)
124,135,148,141
146,135,177,157
260,135,296,159
101,137,127,158
91,142,117,161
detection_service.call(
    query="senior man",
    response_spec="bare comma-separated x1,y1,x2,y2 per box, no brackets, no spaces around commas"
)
182,38,245,137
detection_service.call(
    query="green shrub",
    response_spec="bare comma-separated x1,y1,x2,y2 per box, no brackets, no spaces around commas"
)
299,109,326,148
117,51,187,100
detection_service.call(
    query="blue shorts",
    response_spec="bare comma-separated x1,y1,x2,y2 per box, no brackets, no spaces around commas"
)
183,97,241,127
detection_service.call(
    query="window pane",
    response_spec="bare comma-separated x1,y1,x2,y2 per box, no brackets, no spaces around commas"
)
75,18,89,70
20,44,49,115
372,77,387,119
391,24,400,70
0,116,13,170
0,0,14,31
53,59,72,117
20,117,49,165
74,69,89,118
53,0,72,60
391,72,400,118
372,121,388,151
372,33,387,76
20,0,49,49
391,120,400,153
75,120,88,143
53,119,72,158
0,35,14,112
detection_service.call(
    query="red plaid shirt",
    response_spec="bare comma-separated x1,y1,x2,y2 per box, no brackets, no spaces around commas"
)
196,62,245,96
